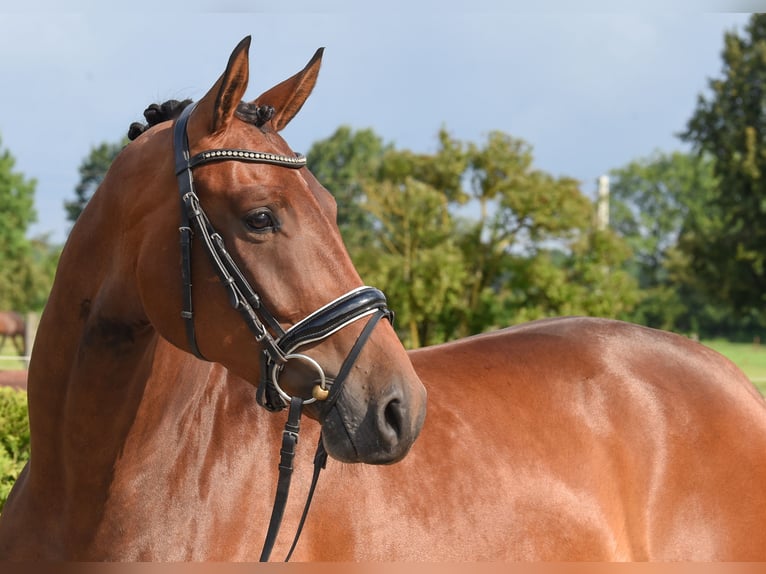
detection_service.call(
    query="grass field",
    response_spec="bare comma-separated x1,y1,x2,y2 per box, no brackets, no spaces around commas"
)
701,339,766,396
2,337,765,396
0,340,26,371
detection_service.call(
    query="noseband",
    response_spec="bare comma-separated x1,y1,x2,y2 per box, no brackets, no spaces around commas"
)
172,103,393,560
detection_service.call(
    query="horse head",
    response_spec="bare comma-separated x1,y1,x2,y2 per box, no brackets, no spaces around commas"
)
122,37,426,464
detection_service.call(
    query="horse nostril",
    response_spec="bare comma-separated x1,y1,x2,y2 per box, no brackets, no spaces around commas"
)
380,396,404,447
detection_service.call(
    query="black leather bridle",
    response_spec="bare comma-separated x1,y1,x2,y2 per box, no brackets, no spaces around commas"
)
172,102,393,560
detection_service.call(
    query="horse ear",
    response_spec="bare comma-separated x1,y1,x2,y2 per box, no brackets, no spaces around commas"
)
253,47,324,132
188,36,251,141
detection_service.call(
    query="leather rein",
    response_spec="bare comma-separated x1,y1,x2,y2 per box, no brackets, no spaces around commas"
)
172,103,393,561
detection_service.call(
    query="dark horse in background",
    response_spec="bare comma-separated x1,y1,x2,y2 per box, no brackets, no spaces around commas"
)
0,37,764,561
0,311,25,356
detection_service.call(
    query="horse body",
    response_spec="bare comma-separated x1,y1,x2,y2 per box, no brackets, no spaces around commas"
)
292,317,766,560
10,312,764,560
0,311,25,355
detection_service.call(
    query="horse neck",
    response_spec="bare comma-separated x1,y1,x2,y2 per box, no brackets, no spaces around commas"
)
26,210,155,473
24,217,284,553
25,180,257,493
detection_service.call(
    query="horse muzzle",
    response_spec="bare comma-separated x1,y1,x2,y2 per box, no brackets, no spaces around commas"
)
319,378,426,464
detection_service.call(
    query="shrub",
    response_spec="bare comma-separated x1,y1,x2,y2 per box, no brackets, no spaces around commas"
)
0,387,30,512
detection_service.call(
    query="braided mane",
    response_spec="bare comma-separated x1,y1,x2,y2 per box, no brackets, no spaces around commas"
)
128,100,276,141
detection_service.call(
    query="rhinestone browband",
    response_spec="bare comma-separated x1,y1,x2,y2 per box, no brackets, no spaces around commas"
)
186,149,307,171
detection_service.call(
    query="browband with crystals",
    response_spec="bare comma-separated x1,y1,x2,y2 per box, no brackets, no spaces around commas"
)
183,149,307,172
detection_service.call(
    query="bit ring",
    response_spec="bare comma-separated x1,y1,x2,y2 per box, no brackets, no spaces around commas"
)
270,353,326,404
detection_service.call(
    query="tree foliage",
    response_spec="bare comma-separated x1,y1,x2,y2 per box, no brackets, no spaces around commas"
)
306,126,389,247
608,151,718,332
682,14,766,322
64,139,126,225
360,176,466,348
310,127,639,348
454,131,619,336
0,135,56,312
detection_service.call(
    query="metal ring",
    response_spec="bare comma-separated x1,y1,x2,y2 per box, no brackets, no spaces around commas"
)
270,353,326,404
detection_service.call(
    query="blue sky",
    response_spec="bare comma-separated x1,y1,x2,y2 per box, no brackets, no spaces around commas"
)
0,3,755,243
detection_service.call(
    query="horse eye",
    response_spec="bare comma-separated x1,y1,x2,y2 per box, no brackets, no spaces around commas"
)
244,209,278,233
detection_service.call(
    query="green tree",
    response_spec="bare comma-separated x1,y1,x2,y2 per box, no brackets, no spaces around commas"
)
682,14,766,323
0,135,41,311
306,127,389,246
358,175,466,348
368,129,639,345
609,151,717,332
64,139,126,225
307,126,640,347
511,228,638,323
453,132,608,337
24,236,62,311
308,128,471,347
356,134,472,346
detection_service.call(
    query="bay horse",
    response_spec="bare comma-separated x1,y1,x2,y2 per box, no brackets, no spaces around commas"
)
0,38,764,562
0,37,427,560
0,311,25,356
